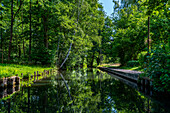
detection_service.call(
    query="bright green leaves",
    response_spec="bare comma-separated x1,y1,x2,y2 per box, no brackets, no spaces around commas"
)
112,4,148,65
142,0,169,16
143,44,170,92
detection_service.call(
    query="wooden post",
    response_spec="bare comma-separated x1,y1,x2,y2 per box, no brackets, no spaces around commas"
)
0,90,3,99
31,75,33,80
15,76,20,85
21,73,23,86
21,73,23,78
145,78,150,95
150,81,153,96
0,78,4,88
15,84,20,92
34,72,36,82
140,78,143,91
142,78,145,92
37,71,39,80
8,99,11,113
44,70,46,78
7,77,15,88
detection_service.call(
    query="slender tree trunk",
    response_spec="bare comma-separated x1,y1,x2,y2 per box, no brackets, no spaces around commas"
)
1,13,2,50
22,1,25,57
59,37,73,69
100,48,103,64
29,0,32,60
97,54,100,65
43,16,48,48
16,34,18,56
43,1,48,48
56,36,60,66
8,0,14,60
81,56,84,68
19,44,21,58
147,16,150,54
59,0,81,69
90,52,95,67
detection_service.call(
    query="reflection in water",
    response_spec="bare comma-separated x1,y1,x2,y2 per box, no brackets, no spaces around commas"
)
0,69,169,113
0,85,20,99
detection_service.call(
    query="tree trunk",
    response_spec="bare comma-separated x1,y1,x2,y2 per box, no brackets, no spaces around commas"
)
29,0,32,60
90,52,95,67
81,56,84,68
97,55,100,65
59,37,73,69
56,35,60,66
43,1,48,49
19,44,21,58
43,18,48,48
59,0,81,69
147,16,150,54
8,0,14,60
1,13,2,50
22,1,25,57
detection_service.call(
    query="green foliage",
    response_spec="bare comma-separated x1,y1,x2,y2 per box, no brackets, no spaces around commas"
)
32,46,55,65
143,44,170,92
0,0,106,68
127,60,139,67
138,51,147,68
110,4,149,65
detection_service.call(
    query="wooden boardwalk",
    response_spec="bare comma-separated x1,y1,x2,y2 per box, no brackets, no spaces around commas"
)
98,67,143,82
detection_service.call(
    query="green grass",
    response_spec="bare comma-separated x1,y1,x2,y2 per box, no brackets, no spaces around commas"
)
119,66,144,71
0,63,53,78
98,63,144,71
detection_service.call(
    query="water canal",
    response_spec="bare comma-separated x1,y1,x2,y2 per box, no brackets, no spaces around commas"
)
0,68,170,113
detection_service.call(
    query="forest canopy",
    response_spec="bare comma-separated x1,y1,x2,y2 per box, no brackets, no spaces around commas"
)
0,0,169,92
0,0,169,68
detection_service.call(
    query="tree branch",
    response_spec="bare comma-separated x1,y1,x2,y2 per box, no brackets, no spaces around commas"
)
13,0,23,19
59,37,74,69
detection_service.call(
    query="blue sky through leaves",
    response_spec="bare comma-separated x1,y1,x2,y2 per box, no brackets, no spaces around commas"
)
99,0,113,16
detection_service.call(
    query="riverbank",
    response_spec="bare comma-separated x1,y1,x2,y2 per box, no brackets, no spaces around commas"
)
98,63,144,71
98,67,143,82
0,63,53,78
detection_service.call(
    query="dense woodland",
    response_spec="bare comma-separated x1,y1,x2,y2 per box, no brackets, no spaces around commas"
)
0,0,169,92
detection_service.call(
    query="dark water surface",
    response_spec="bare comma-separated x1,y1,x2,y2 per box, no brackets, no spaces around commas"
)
0,68,170,113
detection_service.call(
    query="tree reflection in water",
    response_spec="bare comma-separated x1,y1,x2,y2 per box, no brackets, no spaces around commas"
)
0,68,169,113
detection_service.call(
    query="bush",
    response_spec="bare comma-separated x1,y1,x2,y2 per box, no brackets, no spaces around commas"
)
138,51,147,68
127,60,139,67
31,47,56,65
144,44,170,92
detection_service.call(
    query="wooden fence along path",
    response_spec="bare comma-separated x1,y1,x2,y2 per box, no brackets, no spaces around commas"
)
98,67,153,96
0,69,55,99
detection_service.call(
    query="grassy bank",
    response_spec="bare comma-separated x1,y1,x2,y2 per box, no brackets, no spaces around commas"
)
98,63,144,71
0,63,53,78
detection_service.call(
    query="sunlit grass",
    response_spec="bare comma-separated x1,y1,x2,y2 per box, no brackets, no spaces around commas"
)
98,63,143,71
0,63,53,78
98,63,121,68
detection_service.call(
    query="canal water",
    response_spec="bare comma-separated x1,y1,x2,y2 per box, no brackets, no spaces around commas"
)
0,68,170,113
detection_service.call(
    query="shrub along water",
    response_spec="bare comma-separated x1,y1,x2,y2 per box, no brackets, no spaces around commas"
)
143,44,170,93
0,63,52,78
